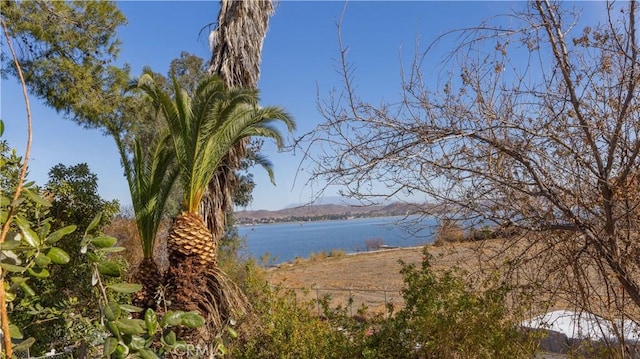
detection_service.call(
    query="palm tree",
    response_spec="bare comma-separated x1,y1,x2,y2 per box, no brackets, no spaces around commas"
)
136,72,295,340
112,130,177,311
200,0,276,240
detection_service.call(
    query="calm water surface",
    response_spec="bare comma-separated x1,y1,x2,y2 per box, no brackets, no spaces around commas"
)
239,216,436,264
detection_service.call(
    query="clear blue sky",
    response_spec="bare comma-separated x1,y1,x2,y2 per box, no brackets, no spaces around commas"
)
1,1,602,211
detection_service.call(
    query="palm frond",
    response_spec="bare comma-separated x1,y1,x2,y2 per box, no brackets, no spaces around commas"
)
115,129,177,258
134,134,177,257
191,103,295,209
135,73,296,214
250,152,276,185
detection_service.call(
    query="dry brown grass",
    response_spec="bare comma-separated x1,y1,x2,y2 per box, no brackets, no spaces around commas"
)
268,239,511,291
104,216,171,273
267,236,639,321
267,239,516,315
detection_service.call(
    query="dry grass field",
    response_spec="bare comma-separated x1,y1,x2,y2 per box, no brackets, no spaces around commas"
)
266,239,638,359
267,236,635,322
266,236,640,359
267,239,542,316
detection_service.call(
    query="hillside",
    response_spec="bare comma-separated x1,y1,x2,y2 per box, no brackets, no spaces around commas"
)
234,202,432,224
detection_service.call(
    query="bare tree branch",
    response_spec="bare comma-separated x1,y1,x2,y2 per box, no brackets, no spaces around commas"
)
302,0,640,333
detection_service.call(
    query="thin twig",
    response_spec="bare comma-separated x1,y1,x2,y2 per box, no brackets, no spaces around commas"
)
1,16,35,357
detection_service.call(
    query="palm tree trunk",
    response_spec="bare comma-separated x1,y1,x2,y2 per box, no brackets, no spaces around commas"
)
200,0,275,238
131,258,161,310
207,0,274,87
164,2,275,349
164,211,248,347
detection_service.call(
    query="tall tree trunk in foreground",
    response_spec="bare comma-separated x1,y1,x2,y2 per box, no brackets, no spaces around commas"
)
199,0,275,247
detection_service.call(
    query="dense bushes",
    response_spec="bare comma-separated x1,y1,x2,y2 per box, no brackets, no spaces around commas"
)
229,264,355,358
1,153,538,356
2,135,537,356
6,163,121,354
226,248,539,359
362,250,539,358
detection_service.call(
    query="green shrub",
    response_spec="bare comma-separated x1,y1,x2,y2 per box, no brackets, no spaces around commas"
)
228,262,357,358
224,239,538,359
362,247,539,359
7,163,121,355
1,138,203,356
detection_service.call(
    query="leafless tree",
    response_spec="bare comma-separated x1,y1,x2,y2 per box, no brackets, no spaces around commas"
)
303,0,640,331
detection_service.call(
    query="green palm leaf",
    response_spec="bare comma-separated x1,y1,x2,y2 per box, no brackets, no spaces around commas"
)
114,131,177,258
249,152,276,185
136,74,296,214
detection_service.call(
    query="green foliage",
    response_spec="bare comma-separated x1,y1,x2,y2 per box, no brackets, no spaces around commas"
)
3,159,121,354
0,132,204,356
100,307,203,358
112,52,207,156
111,52,209,219
232,139,279,209
0,145,76,353
218,213,254,293
134,71,296,213
0,142,20,200
362,248,539,359
46,163,119,230
81,214,205,358
3,183,204,357
0,142,49,225
1,128,537,357
43,162,119,295
226,246,540,359
114,132,177,259
1,0,128,129
167,51,208,97
228,262,356,358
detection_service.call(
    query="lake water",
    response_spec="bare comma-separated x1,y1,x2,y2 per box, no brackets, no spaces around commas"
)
239,216,437,264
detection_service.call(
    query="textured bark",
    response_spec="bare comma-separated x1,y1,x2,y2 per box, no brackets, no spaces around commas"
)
165,1,275,347
165,211,248,345
200,0,275,240
207,0,275,88
131,258,161,311
164,254,249,350
168,212,217,265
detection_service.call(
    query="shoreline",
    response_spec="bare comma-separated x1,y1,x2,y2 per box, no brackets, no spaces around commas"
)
236,214,414,227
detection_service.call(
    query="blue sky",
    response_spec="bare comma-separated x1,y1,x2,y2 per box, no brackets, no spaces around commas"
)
2,1,601,211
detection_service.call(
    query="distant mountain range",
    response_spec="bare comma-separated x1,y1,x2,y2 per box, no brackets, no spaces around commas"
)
234,202,432,224
280,196,363,209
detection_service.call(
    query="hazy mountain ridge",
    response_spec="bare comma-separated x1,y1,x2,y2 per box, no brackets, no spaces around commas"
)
235,202,429,224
